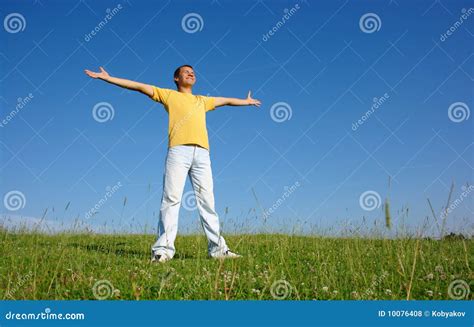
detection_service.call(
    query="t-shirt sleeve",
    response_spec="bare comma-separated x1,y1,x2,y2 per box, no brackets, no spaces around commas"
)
203,96,216,112
150,86,172,105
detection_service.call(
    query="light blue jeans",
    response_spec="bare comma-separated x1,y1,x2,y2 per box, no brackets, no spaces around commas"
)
151,144,228,258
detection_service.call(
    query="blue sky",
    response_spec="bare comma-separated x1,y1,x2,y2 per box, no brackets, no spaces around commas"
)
1,0,473,236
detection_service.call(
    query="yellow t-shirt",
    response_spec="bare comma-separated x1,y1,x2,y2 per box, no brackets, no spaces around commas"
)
149,86,216,150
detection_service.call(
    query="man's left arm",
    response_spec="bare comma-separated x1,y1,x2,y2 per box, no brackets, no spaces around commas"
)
213,91,261,108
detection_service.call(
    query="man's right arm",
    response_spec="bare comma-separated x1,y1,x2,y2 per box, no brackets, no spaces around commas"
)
84,66,154,98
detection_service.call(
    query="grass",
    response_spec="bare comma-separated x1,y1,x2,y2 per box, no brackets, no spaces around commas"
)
1,229,472,300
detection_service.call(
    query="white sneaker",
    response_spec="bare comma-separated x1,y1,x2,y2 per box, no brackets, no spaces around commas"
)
211,250,242,259
151,253,171,263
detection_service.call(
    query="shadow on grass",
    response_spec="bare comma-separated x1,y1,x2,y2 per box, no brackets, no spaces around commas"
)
66,242,198,260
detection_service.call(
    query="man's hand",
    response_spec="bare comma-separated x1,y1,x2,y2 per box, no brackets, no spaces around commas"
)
83,66,154,97
246,91,261,107
214,90,262,108
84,66,110,81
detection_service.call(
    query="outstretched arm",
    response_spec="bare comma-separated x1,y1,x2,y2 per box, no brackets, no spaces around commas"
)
84,66,154,97
214,91,261,108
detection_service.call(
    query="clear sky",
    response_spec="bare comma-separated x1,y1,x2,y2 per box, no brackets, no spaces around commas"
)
1,0,473,237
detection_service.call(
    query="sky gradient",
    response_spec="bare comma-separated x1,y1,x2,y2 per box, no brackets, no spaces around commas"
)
1,0,473,237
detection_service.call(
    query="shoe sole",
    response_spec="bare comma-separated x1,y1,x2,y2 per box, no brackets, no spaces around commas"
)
211,255,243,260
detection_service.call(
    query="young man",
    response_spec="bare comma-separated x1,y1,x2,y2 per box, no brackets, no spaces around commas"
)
84,65,261,262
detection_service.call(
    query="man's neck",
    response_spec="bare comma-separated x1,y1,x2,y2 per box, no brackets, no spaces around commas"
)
177,86,193,94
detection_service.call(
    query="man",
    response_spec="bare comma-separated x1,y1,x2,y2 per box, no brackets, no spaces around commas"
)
84,65,261,262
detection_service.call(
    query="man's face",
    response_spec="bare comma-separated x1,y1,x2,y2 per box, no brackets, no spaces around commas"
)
175,67,196,87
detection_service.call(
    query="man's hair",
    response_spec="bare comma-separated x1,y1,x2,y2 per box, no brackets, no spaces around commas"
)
174,64,193,87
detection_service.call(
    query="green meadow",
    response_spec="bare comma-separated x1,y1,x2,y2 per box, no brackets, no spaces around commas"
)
1,230,472,300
